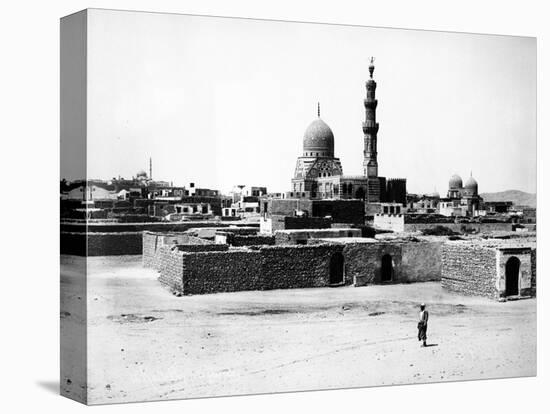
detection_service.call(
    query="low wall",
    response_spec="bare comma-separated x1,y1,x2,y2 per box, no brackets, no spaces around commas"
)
159,244,343,295
274,228,362,245
230,234,276,246
531,249,536,296
61,232,143,256
60,221,258,233
404,222,514,234
143,231,218,269
441,244,498,299
158,238,443,295
345,241,442,286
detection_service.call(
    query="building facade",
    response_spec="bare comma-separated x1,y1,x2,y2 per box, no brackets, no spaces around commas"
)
289,59,406,205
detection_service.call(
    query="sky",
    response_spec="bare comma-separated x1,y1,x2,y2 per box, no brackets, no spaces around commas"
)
69,9,537,195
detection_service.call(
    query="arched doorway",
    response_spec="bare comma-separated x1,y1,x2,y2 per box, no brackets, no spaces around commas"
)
329,253,344,284
381,254,393,282
505,256,520,296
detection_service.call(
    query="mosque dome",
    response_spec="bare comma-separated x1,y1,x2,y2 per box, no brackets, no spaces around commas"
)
136,169,148,178
303,118,334,157
464,175,478,194
448,174,463,190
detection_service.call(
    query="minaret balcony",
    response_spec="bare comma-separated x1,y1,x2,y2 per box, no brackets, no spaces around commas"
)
362,121,379,133
363,99,378,108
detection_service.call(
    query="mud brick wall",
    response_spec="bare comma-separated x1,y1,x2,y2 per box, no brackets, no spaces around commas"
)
159,244,343,295
404,222,514,234
61,221,259,234
61,232,143,256
311,200,365,225
60,232,87,256
179,250,263,294
270,215,332,232
143,231,217,269
259,245,342,290
401,241,442,282
531,248,536,296
441,244,497,299
344,241,441,286
230,234,275,246
158,249,185,293
344,243,402,286
86,232,143,256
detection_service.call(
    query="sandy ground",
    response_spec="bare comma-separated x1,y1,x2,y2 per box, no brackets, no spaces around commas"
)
60,255,536,405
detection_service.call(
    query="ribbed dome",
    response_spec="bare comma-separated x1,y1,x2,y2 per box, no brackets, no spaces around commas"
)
448,174,463,190
464,176,478,194
303,118,334,156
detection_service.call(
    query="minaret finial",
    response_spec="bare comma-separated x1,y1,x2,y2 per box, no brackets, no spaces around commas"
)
317,102,320,118
369,56,375,79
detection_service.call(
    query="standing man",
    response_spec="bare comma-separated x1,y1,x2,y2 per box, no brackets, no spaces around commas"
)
417,303,429,347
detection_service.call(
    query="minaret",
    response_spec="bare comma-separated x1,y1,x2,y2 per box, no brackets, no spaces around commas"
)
149,157,152,180
363,57,379,178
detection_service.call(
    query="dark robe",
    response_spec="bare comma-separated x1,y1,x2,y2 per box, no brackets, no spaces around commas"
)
417,310,429,341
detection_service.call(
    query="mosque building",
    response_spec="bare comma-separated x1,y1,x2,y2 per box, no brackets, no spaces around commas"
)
289,58,406,205
439,173,483,216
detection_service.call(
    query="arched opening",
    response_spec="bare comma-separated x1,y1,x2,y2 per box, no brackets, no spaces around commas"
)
329,253,344,285
355,187,365,200
381,254,393,282
505,256,520,297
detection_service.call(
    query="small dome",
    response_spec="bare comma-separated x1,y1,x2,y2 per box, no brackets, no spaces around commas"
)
448,174,463,190
136,169,147,178
464,176,478,193
303,118,334,156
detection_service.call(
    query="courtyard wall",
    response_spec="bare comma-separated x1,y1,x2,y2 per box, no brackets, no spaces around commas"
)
159,244,344,295
441,244,498,299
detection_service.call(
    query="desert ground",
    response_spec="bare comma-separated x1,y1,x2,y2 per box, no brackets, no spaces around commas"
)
60,255,536,404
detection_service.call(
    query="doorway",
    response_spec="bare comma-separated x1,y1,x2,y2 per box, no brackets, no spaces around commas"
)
505,256,520,296
329,253,345,284
381,254,393,282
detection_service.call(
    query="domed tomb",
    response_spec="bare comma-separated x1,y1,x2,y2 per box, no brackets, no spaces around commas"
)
448,174,463,190
464,175,478,195
303,114,334,157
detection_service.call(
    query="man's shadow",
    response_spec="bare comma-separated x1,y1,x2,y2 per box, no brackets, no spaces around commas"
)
424,343,438,347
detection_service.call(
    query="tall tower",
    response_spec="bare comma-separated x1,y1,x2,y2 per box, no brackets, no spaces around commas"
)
149,157,152,180
363,57,379,178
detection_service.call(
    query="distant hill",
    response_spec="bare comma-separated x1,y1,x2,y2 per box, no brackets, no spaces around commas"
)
480,190,536,208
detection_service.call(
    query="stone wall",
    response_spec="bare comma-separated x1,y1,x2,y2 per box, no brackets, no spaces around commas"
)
404,222,514,234
231,234,276,246
311,200,365,225
157,238,443,295
270,215,333,232
274,228,362,245
158,244,344,295
531,249,536,296
143,231,219,269
401,241,443,283
158,248,185,293
61,232,143,256
344,241,441,286
61,221,258,233
441,244,498,299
